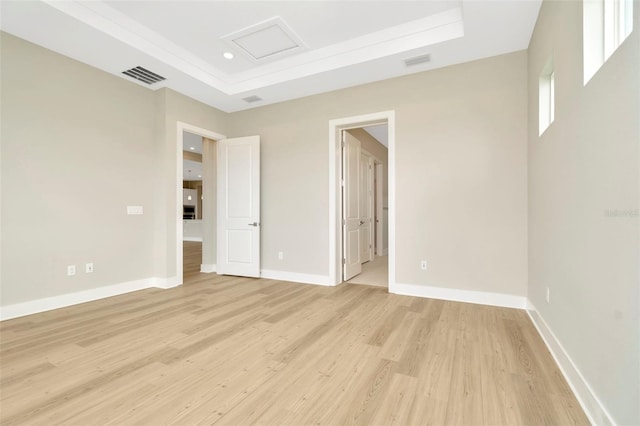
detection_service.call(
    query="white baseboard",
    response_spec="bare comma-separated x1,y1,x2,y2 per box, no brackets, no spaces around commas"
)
183,237,202,242
526,302,615,426
0,277,182,321
153,276,180,289
390,282,526,309
200,264,216,273
260,269,334,286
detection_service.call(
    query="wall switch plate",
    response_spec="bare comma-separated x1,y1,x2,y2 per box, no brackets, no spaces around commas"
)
127,206,143,215
421,260,427,270
86,263,94,273
278,252,284,260
67,265,76,276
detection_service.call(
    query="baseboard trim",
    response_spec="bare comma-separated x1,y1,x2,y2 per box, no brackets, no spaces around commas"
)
260,269,334,286
153,276,181,289
526,302,615,426
0,277,183,320
183,237,203,242
200,264,216,273
390,282,526,309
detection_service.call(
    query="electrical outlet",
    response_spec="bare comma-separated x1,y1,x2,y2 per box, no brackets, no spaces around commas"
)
420,260,427,270
278,252,284,260
67,265,76,276
86,263,94,273
546,287,550,303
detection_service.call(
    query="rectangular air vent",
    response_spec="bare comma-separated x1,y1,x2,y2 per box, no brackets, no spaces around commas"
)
242,95,263,103
122,66,166,85
404,54,431,67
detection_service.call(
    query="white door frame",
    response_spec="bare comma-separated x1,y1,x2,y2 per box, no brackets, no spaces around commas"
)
328,111,395,287
176,121,226,285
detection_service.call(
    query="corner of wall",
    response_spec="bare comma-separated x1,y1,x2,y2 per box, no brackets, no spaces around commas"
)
526,301,616,426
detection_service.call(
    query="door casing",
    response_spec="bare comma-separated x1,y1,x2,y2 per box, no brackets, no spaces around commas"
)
328,111,395,287
175,122,226,286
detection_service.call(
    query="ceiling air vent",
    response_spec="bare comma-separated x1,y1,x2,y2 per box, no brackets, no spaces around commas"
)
404,54,431,67
242,95,263,103
122,66,166,85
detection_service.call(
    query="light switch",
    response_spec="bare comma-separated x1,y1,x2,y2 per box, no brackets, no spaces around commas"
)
127,206,143,215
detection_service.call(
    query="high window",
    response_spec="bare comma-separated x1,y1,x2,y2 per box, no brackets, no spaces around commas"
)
584,0,634,84
539,58,555,136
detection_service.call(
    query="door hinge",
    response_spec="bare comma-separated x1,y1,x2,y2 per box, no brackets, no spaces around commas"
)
342,258,346,265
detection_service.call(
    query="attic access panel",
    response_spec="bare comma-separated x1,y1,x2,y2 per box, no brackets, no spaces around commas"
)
222,16,307,63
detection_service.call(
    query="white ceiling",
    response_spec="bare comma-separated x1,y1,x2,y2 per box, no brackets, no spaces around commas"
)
363,125,389,148
183,131,203,181
0,1,541,113
183,131,203,154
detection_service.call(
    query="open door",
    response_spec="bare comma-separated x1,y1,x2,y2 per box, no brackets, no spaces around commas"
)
342,131,362,280
217,136,260,277
359,151,374,263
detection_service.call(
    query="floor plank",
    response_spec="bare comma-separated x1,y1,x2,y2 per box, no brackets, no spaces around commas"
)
0,244,590,425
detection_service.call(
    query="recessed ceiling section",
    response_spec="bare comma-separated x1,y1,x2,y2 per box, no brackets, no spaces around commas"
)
223,17,307,63
0,0,542,112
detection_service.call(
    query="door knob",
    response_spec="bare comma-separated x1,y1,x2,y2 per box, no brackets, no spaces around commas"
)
359,220,365,225
248,222,260,227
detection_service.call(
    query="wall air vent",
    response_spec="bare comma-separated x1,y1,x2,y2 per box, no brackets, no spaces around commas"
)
242,95,263,103
122,66,166,85
404,54,432,67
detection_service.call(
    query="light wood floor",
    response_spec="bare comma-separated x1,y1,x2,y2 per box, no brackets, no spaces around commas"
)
0,246,589,425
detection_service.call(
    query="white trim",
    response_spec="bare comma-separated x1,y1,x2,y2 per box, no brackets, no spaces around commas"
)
154,276,180,290
390,282,526,309
260,270,334,286
182,237,203,242
526,301,615,426
200,264,216,273
0,277,179,321
329,111,395,287
176,122,226,288
45,1,463,95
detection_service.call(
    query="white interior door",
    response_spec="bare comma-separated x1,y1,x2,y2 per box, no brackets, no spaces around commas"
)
217,136,260,277
375,162,384,256
359,152,374,263
342,131,361,281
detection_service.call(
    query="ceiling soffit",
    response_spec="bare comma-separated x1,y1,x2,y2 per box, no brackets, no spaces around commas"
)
40,0,464,95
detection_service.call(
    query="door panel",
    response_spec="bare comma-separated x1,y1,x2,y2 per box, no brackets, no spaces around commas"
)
359,152,373,263
217,136,260,277
343,131,361,281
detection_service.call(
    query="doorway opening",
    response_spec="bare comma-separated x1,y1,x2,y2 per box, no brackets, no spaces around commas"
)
176,122,225,285
328,111,395,289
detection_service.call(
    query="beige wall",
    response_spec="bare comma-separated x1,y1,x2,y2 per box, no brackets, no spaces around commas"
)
228,50,528,295
1,32,157,304
527,2,639,424
154,89,227,280
0,32,228,306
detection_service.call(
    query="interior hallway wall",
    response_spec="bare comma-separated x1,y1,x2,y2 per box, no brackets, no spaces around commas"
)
527,1,639,424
